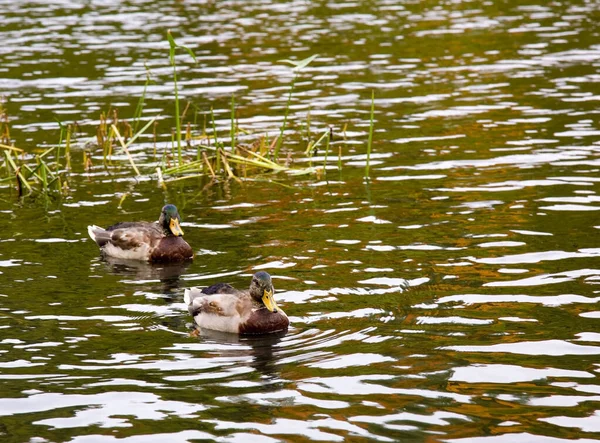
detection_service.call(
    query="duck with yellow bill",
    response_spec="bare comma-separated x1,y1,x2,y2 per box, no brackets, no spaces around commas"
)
87,204,193,263
184,271,289,335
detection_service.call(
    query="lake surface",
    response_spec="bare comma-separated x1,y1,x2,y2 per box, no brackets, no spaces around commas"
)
1,0,600,442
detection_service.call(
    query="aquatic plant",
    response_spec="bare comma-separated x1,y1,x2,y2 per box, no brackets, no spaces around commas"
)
167,30,197,166
133,63,155,133
0,43,379,198
274,54,319,160
365,90,375,179
2,145,64,196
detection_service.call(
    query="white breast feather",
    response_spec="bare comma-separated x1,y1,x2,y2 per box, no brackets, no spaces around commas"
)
186,291,243,334
193,313,241,334
102,243,152,261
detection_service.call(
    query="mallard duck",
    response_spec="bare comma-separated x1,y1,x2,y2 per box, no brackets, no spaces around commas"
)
184,271,289,335
87,204,193,263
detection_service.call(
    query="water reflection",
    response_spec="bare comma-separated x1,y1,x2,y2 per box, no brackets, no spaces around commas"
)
1,0,600,441
196,328,286,379
98,256,191,292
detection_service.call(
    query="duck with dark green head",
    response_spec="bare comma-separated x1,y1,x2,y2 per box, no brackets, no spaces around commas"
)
88,204,193,262
184,271,289,335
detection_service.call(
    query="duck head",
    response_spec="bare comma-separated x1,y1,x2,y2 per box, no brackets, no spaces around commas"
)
159,204,184,237
249,271,279,313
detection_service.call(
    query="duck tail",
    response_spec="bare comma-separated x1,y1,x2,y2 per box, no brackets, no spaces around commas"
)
183,288,192,305
87,225,110,247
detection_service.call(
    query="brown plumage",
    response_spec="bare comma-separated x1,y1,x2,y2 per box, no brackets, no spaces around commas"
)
88,204,193,263
184,272,289,335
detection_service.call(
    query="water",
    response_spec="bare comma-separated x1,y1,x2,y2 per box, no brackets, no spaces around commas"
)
1,0,600,441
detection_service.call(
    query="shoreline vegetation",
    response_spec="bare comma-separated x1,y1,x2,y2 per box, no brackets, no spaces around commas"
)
0,32,375,198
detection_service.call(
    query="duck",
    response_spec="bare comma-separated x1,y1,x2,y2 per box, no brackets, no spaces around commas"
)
87,204,193,263
184,271,289,335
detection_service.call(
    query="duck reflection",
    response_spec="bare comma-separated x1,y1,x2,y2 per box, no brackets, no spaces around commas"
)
99,255,191,292
195,327,286,378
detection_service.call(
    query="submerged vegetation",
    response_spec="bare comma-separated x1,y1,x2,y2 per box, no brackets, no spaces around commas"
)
0,33,376,198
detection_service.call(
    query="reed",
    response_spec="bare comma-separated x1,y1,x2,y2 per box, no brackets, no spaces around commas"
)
167,30,197,166
132,64,153,132
2,147,64,196
0,103,10,145
274,54,319,159
230,94,236,152
365,90,375,179
111,124,141,177
0,51,384,197
0,144,23,153
55,118,65,172
322,128,331,173
65,124,72,171
210,106,221,173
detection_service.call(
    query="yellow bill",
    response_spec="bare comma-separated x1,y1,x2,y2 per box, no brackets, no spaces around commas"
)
170,218,184,237
262,289,279,313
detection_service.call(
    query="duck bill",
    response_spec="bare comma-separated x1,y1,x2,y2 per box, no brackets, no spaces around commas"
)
169,218,184,237
262,289,279,313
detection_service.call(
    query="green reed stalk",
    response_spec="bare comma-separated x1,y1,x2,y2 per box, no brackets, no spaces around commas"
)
167,30,197,166
133,64,153,132
274,54,319,160
55,120,65,172
65,124,72,171
171,130,176,164
170,49,181,164
38,156,47,192
323,129,330,173
103,127,109,165
43,162,58,191
197,113,206,163
304,128,329,156
274,73,296,160
365,90,375,179
230,94,236,152
5,151,31,193
210,106,221,173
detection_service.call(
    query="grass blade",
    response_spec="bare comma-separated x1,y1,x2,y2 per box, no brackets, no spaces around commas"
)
202,151,216,178
0,144,23,153
274,73,296,159
279,54,319,71
125,115,159,149
230,94,235,151
365,90,375,179
111,124,141,177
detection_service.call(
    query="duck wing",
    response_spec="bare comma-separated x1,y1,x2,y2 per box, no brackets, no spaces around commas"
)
201,282,236,295
185,289,241,318
88,222,163,249
183,284,237,308
105,222,163,251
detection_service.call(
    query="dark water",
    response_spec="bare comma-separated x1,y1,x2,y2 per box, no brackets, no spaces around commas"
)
1,1,600,442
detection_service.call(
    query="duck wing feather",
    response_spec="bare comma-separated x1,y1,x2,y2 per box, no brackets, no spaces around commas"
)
107,222,163,251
